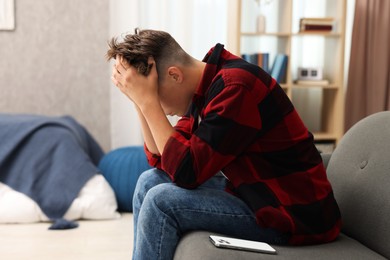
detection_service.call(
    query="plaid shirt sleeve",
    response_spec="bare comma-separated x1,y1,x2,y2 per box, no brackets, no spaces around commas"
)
144,114,193,169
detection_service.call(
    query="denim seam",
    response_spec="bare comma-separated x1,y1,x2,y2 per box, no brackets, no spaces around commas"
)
154,198,179,260
169,207,255,219
156,216,165,260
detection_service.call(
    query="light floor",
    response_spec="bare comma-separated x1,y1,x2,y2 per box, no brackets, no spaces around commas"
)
0,213,133,260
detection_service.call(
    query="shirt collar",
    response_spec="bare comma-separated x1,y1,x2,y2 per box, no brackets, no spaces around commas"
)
193,43,225,106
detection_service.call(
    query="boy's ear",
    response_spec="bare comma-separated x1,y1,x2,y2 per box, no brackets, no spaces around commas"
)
168,66,183,83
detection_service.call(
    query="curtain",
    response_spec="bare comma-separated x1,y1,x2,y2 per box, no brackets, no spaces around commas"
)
109,0,228,149
344,0,390,131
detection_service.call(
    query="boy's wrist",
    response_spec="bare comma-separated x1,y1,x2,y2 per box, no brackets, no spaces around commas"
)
137,96,161,115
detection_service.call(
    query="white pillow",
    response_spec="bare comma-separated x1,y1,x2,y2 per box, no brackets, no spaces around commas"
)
0,174,120,223
0,182,43,223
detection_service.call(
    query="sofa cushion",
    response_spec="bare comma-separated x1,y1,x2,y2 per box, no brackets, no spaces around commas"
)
327,111,390,258
174,231,386,260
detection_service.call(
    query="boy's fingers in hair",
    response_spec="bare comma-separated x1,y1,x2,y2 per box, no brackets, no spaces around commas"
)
114,56,127,75
111,75,120,88
147,56,155,64
120,56,130,69
112,64,120,79
112,63,120,75
111,65,123,87
147,56,158,78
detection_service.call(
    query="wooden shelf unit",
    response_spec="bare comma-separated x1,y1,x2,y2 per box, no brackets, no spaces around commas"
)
235,0,346,145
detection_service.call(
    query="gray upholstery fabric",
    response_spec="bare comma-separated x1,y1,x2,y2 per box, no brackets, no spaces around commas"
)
174,111,390,259
327,111,390,258
174,232,386,260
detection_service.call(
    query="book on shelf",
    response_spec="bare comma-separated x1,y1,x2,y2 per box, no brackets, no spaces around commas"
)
242,53,269,72
299,17,334,32
295,79,329,86
300,25,333,31
270,54,288,83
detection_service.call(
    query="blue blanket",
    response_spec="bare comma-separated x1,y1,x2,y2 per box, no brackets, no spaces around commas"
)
0,114,104,225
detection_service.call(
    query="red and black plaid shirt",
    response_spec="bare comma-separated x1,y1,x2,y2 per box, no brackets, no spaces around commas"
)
145,44,341,245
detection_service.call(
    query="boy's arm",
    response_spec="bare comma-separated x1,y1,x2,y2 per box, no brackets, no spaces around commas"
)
134,104,159,155
137,100,175,155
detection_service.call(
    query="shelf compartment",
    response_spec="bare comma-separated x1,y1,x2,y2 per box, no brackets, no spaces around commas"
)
290,36,343,84
292,0,344,35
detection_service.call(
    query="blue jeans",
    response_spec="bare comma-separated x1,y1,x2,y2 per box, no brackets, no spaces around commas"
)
132,169,288,260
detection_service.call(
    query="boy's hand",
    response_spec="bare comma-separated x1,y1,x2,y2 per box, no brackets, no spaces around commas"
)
111,56,174,155
111,56,159,109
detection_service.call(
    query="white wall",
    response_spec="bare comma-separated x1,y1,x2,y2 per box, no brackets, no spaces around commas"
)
109,0,143,149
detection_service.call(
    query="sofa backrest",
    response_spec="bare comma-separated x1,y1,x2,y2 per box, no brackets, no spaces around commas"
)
327,111,390,258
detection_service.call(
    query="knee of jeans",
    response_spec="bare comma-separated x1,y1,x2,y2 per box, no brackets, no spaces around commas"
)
136,168,156,186
133,169,156,203
135,168,163,191
143,183,176,213
133,169,170,205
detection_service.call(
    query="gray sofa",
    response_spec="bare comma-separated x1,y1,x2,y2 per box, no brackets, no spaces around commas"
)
174,111,390,260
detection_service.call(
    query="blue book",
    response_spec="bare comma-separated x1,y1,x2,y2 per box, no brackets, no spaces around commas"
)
249,53,258,65
241,54,250,62
242,53,269,73
271,54,288,83
261,53,269,73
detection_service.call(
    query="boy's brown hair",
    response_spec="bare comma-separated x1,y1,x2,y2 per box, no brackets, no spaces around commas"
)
106,28,192,80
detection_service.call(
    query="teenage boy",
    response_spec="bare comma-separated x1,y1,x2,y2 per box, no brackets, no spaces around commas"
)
107,28,341,260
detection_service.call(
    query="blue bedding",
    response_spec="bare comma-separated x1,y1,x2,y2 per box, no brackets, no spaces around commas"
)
0,114,104,223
